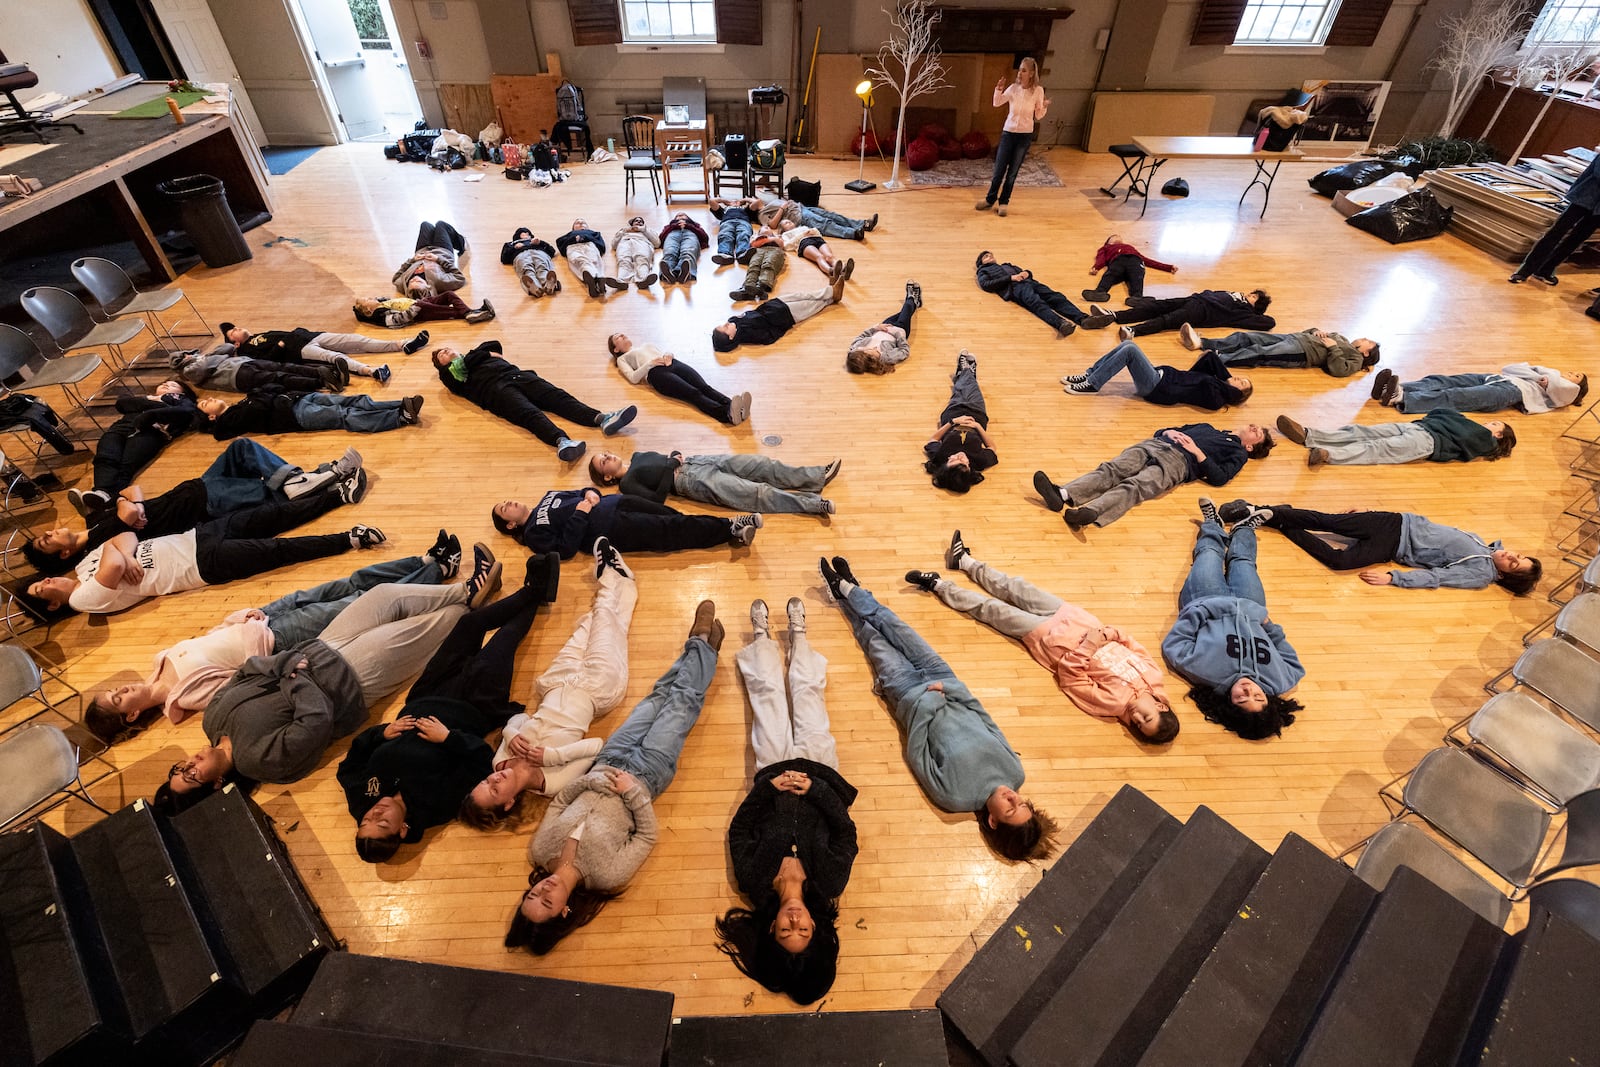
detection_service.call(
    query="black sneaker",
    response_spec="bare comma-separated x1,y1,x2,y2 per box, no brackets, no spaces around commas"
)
906,280,922,307
1064,380,1096,394
523,550,560,602
830,556,859,588
604,276,629,291
403,329,430,355
400,395,424,424
1081,313,1116,330
1062,506,1097,528
349,524,387,548
731,513,764,545
336,468,369,504
593,536,633,580
1081,289,1111,302
905,570,939,592
1218,500,1254,525
1198,497,1220,526
729,288,755,301
946,530,969,569
712,253,734,265
818,557,845,600
1056,319,1077,338
428,529,462,579
1033,471,1064,512
465,544,503,608
1232,507,1273,530
822,458,843,485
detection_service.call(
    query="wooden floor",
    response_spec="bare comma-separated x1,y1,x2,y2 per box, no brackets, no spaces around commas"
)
24,145,1600,1016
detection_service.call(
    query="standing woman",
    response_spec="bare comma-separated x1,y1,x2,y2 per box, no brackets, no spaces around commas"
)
717,597,858,1004
977,58,1050,218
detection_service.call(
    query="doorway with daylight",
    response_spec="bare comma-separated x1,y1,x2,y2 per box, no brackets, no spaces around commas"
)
294,0,422,141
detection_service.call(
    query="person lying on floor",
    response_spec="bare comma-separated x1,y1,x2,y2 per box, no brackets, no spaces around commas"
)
711,277,847,353
199,391,425,439
152,550,504,815
1272,410,1514,468
22,493,390,616
25,439,366,575
491,490,761,559
1061,341,1251,410
1080,288,1275,339
220,322,424,383
459,538,636,831
1215,499,1541,594
340,553,562,862
70,381,206,514
1370,364,1587,414
605,332,751,426
433,340,636,462
84,534,467,743
172,346,345,394
923,349,997,494
500,227,560,297
353,292,494,327
588,449,840,516
1178,324,1377,379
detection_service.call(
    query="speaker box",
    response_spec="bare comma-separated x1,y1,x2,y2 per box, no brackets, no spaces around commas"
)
722,134,748,171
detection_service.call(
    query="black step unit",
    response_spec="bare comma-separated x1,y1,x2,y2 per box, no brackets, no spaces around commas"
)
231,1020,550,1066
158,785,331,1009
292,952,674,1065
1137,833,1376,1067
0,824,123,1065
1294,865,1508,1067
938,784,1182,1066
67,802,226,1048
669,1009,949,1066
1477,907,1600,1067
1008,806,1271,1067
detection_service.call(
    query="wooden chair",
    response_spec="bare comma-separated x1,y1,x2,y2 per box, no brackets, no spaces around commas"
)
621,115,662,204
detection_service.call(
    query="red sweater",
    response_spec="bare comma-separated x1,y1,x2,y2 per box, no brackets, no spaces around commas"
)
1091,242,1176,273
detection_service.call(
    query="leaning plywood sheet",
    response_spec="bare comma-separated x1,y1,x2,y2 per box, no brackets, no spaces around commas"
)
490,75,561,144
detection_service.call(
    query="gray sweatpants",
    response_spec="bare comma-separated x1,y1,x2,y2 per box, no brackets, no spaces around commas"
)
1061,438,1192,526
934,556,1063,638
318,582,471,706
514,248,557,296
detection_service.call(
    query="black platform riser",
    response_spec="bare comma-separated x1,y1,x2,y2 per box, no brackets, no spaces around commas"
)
1479,910,1600,1066
1008,807,1271,1067
938,785,1183,1067
668,1009,949,1066
231,1020,550,1066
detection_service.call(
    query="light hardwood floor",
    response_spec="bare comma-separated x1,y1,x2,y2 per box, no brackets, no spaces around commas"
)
23,145,1600,1016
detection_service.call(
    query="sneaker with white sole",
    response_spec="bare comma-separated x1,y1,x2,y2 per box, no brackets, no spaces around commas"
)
336,468,369,504
786,596,806,634
750,598,770,636
464,544,502,608
731,513,763,545
349,524,387,548
599,406,638,436
593,536,633,581
1179,323,1202,350
427,529,462,579
557,437,587,462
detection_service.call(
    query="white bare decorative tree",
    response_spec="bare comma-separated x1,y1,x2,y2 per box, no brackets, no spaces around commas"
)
1431,0,1525,137
863,0,950,191
1510,9,1600,160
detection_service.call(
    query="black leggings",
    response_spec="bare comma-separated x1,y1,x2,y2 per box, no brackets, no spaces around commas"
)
194,491,349,584
407,585,542,723
646,362,732,423
415,220,466,252
596,496,733,553
1098,254,1146,298
881,295,918,334
1268,506,1404,570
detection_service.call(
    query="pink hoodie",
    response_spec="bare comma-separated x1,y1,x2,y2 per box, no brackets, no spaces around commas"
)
1019,602,1167,721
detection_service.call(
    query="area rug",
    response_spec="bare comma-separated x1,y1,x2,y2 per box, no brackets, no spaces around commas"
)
910,152,1063,188
110,91,209,119
263,146,323,175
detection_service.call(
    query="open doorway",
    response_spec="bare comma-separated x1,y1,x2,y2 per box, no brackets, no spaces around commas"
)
294,0,421,142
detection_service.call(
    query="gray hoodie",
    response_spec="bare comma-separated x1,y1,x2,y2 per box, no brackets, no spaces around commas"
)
1389,514,1502,590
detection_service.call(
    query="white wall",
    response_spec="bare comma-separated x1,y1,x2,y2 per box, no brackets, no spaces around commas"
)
2,0,122,97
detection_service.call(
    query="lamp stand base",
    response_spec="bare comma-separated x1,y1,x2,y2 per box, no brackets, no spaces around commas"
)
844,179,876,192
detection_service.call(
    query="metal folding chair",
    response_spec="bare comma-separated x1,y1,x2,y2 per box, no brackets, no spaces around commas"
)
0,323,108,437
1346,821,1510,925
21,285,153,388
0,723,114,831
1445,691,1600,809
0,641,80,735
1487,638,1600,734
71,256,210,353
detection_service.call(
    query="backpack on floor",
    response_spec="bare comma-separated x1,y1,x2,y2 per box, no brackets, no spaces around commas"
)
531,138,560,172
786,177,821,206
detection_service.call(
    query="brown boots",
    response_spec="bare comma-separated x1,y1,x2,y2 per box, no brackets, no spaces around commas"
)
689,599,724,651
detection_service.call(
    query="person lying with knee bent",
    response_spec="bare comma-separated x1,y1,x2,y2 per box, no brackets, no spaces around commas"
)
1062,341,1251,410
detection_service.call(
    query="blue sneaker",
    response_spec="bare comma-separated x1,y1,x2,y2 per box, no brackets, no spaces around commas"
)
599,405,637,436
373,364,391,384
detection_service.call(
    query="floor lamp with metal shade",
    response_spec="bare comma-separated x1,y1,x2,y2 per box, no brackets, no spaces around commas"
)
845,80,876,193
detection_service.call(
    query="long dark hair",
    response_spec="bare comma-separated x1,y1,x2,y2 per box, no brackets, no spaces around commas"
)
1187,684,1301,739
503,865,618,955
715,886,841,1005
974,805,1059,862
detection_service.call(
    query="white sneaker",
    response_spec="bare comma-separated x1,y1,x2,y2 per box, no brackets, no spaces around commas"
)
750,598,770,636
1179,323,1201,350
786,596,806,634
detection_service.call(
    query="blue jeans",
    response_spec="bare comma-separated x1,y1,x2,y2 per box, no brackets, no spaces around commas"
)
985,131,1032,206
1179,523,1266,609
675,454,829,514
841,586,953,715
662,228,700,277
1085,341,1163,394
594,637,716,797
1396,374,1520,414
264,555,442,647
717,217,752,257
200,438,295,514
800,206,864,240
292,393,405,434
1205,331,1303,362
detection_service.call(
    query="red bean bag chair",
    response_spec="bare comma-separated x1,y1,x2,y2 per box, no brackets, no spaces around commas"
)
917,122,950,143
938,137,963,160
961,130,992,159
905,137,940,171
850,129,880,157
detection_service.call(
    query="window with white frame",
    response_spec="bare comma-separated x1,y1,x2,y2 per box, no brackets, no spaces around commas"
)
621,0,717,43
1529,0,1600,43
1233,1,1344,45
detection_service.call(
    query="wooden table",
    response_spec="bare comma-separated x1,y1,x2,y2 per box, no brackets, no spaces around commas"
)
1119,135,1303,218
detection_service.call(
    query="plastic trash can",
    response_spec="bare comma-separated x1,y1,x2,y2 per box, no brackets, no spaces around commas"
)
157,174,252,267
